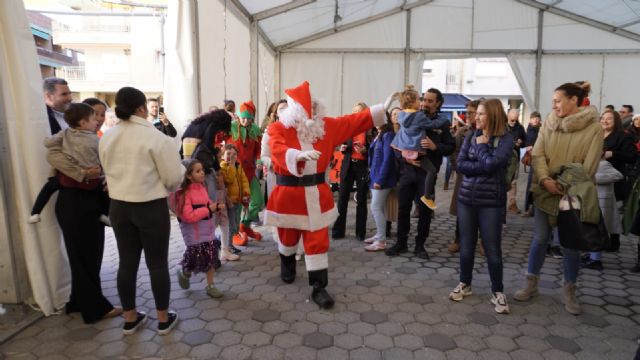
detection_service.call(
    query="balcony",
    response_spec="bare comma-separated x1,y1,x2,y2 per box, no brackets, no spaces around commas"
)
57,65,141,92
52,17,131,46
57,66,85,80
36,47,74,66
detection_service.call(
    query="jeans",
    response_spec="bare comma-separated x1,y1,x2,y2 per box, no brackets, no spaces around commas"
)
527,207,580,283
444,156,452,185
457,202,505,293
228,203,242,235
370,188,391,241
524,166,533,210
421,157,437,199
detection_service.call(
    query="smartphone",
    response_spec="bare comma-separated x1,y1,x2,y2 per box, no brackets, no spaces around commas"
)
159,106,165,114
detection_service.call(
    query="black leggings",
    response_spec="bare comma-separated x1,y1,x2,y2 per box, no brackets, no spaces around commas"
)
110,198,171,311
420,157,437,199
32,177,59,215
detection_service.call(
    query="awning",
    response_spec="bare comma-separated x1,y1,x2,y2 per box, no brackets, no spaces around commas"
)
442,93,472,112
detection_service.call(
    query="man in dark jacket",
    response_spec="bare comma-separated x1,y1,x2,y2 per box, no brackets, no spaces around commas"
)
44,77,73,135
386,88,455,259
148,98,177,137
506,108,526,214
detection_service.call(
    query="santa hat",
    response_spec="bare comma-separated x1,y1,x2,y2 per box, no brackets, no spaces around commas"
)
237,100,256,119
285,81,312,119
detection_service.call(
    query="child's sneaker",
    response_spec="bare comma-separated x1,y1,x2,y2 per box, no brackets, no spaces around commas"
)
420,196,437,210
206,284,223,298
123,311,147,335
220,248,240,261
229,244,242,254
28,214,41,224
363,235,379,244
491,292,510,314
365,241,386,252
157,311,178,335
232,232,248,246
99,214,112,227
449,282,472,301
176,269,190,289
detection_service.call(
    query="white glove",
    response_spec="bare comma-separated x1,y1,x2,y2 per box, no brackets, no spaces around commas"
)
384,92,400,111
296,150,321,161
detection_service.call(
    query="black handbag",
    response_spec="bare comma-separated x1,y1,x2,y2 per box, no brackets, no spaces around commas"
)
557,197,610,252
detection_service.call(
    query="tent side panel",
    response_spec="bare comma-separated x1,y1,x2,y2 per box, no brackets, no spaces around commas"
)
543,13,640,51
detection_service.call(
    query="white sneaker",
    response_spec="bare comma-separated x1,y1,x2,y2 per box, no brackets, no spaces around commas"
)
363,235,379,244
220,248,240,261
491,292,510,314
28,214,41,224
99,215,111,227
449,282,472,301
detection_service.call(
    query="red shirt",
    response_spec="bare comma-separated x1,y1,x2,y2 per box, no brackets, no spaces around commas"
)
351,132,366,161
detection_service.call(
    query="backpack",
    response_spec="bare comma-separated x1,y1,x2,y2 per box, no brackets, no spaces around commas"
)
491,137,519,192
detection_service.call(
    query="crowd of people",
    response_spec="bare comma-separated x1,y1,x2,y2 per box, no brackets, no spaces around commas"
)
32,76,640,336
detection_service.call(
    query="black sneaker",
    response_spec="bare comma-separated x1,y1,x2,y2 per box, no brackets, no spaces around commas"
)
583,259,603,271
384,242,408,257
158,311,178,335
122,312,147,335
550,246,563,259
229,245,242,254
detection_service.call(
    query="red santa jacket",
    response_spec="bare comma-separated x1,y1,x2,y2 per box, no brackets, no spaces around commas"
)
264,104,386,231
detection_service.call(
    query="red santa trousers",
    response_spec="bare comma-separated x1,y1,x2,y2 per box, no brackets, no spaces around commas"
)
277,227,329,271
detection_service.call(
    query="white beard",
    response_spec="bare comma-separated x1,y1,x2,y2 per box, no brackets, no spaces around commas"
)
279,97,326,144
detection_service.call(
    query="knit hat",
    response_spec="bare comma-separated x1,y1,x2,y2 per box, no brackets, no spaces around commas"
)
285,81,312,119
237,101,255,119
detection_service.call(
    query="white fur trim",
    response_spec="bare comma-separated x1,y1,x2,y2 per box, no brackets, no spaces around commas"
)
285,149,303,176
370,104,387,128
264,208,338,232
305,253,328,271
278,242,299,256
280,96,308,128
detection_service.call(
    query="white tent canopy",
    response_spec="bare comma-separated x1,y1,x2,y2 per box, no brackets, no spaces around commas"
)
185,0,640,128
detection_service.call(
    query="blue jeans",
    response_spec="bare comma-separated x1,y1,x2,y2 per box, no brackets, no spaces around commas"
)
370,188,391,241
444,156,452,185
457,202,505,293
527,207,580,283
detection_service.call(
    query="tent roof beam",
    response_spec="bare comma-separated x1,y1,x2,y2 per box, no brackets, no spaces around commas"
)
516,0,640,43
276,0,433,51
223,0,276,54
253,0,316,21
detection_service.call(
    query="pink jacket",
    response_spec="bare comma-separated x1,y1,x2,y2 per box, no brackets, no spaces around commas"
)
178,183,215,246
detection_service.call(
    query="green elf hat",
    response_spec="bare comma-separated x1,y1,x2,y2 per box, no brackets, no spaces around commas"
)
237,100,256,120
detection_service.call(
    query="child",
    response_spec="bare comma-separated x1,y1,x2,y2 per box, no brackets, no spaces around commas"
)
29,103,110,224
172,160,224,298
219,144,251,246
390,85,448,210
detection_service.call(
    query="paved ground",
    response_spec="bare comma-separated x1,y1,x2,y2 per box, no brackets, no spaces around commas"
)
2,166,640,359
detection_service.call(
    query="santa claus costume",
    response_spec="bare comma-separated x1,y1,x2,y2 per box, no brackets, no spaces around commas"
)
264,81,387,308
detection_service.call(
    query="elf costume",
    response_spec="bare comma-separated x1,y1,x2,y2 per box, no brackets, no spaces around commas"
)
227,101,263,244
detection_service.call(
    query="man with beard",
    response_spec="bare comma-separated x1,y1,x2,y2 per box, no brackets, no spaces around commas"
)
264,81,387,309
44,77,73,135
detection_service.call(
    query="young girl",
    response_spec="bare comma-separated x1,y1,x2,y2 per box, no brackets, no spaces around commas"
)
390,85,448,210
220,144,251,246
173,160,224,298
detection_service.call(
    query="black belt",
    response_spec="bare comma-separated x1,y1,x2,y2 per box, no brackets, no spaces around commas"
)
276,173,325,187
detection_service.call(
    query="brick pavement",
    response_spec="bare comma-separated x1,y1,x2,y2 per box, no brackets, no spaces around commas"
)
1,168,639,359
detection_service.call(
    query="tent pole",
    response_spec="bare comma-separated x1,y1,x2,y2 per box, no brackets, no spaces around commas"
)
404,9,411,85
275,51,281,101
250,21,258,103
534,9,543,111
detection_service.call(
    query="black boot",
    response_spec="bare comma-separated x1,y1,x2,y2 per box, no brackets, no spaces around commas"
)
606,234,620,252
308,269,334,309
632,245,640,273
414,238,429,260
384,239,408,257
280,254,296,284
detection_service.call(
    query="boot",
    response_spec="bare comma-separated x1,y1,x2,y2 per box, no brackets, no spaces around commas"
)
414,239,429,259
605,234,620,252
240,223,262,241
232,232,248,246
508,199,521,214
563,282,582,315
308,269,334,309
280,254,297,284
384,240,408,257
631,244,640,273
514,274,539,301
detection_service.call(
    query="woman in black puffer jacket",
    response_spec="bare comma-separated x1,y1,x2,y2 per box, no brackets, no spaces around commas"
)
448,98,514,315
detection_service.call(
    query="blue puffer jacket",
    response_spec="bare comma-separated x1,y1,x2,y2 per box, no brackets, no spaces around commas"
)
369,131,397,189
457,130,514,207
